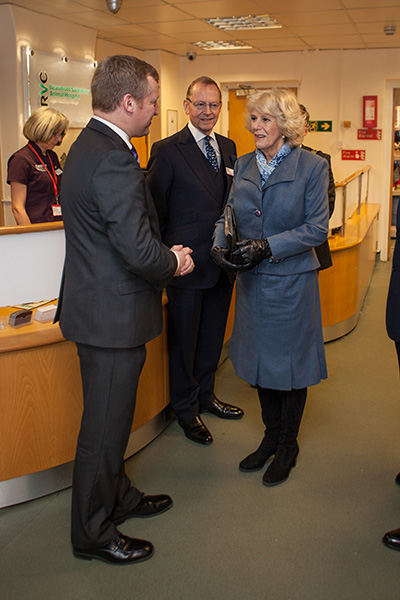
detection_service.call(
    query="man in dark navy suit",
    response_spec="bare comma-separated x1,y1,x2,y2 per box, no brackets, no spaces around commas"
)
383,200,400,551
147,76,243,445
56,55,194,565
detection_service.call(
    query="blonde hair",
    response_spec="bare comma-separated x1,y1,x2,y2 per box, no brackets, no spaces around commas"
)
245,89,305,147
23,107,69,144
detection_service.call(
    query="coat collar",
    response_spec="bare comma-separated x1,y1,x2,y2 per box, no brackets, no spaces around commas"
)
242,146,301,190
87,117,129,150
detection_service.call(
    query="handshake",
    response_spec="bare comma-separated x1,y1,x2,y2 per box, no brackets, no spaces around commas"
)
211,238,272,273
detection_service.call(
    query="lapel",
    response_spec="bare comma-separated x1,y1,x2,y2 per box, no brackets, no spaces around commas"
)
175,125,222,201
262,146,300,189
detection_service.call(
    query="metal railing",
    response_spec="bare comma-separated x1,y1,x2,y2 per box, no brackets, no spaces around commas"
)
333,166,371,237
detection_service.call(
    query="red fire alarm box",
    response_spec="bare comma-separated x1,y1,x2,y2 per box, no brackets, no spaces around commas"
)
363,96,377,129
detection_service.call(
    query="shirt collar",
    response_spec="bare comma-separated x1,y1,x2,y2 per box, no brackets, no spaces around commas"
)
93,115,132,149
188,120,217,143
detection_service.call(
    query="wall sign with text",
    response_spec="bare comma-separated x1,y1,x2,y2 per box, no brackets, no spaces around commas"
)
363,95,377,129
22,46,96,127
342,150,366,161
357,128,382,140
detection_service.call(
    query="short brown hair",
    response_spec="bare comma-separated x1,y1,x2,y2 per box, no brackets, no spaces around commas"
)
91,55,159,112
23,107,69,144
186,76,221,101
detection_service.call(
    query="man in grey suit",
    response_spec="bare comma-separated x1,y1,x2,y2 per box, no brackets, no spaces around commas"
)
147,76,243,446
56,55,193,565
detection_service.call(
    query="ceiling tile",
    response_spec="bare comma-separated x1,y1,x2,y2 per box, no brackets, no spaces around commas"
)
176,1,266,19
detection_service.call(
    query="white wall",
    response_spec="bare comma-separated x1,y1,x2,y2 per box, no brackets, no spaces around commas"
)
0,5,96,225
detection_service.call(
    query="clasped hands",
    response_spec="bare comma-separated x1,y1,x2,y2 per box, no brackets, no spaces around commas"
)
171,245,195,277
211,238,272,273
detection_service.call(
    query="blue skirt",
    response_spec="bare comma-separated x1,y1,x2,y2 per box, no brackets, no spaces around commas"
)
229,269,327,390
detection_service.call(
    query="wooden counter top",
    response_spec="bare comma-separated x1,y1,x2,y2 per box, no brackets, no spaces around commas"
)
328,203,380,251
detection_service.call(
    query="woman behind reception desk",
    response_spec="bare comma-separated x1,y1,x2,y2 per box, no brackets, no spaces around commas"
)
7,107,69,225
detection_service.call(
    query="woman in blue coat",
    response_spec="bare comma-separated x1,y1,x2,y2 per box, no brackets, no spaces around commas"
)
212,89,329,486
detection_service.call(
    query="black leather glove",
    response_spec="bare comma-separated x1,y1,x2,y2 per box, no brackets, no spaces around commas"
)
231,238,272,270
210,246,241,273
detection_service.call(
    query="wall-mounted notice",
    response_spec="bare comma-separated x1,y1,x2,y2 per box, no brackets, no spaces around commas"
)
342,150,366,161
22,47,95,127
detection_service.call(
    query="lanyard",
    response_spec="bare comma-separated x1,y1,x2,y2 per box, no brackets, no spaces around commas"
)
28,142,59,204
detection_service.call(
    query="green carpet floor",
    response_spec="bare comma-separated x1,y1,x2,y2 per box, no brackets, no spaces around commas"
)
1,255,400,600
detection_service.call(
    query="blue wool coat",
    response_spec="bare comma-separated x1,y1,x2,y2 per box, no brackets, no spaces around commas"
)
213,146,329,390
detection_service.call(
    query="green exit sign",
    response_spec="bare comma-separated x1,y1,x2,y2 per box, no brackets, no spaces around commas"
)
309,121,332,132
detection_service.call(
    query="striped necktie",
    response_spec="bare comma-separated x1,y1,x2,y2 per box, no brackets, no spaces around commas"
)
130,145,140,164
204,135,219,172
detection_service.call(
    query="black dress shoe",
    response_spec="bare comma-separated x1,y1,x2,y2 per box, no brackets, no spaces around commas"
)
383,528,400,550
73,533,154,565
178,416,213,445
200,397,244,420
113,494,173,525
239,438,277,472
262,446,299,487
396,472,400,486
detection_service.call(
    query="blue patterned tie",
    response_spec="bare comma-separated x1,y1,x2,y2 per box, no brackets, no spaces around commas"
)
204,135,219,172
130,145,140,164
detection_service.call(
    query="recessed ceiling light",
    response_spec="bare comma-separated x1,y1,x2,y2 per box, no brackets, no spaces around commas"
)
205,14,281,31
193,41,253,50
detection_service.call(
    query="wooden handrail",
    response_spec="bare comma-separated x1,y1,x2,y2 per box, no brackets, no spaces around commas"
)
335,165,371,189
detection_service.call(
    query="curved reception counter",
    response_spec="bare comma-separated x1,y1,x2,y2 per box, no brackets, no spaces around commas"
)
0,298,170,508
319,203,380,342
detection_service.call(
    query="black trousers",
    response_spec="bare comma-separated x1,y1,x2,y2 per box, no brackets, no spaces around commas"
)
71,343,146,548
166,273,233,420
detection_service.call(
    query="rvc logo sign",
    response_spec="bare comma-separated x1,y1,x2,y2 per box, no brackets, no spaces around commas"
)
39,71,48,106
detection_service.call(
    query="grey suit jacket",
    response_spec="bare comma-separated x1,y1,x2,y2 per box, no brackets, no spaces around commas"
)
213,146,329,275
147,125,236,289
56,118,177,348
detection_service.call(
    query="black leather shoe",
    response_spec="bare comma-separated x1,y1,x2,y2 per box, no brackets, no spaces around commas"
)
73,533,154,565
178,416,213,445
262,446,299,487
113,494,173,525
200,397,244,420
396,472,400,486
383,528,400,551
239,439,277,472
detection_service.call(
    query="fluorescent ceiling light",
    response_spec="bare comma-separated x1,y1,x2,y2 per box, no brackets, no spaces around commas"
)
193,41,253,50
205,14,281,31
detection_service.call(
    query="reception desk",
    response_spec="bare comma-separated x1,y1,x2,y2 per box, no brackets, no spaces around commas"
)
319,203,380,341
0,298,170,508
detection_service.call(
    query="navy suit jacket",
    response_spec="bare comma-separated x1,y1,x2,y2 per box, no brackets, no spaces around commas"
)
387,200,400,341
147,125,236,289
56,118,177,348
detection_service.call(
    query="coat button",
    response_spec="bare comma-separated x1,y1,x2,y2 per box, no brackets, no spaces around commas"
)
255,209,262,217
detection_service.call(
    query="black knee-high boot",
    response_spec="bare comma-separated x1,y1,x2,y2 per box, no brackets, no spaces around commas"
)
262,388,307,486
239,387,282,472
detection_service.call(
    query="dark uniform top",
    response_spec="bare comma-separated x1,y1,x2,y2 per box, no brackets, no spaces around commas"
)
302,144,336,270
7,141,63,223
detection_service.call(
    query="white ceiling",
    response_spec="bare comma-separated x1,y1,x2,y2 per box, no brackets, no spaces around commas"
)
1,0,400,56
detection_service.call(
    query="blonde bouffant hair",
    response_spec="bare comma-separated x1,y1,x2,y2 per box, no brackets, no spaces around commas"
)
245,88,305,147
23,107,69,144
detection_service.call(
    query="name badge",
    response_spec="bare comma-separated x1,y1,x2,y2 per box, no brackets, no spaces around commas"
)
226,167,234,177
52,205,62,217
